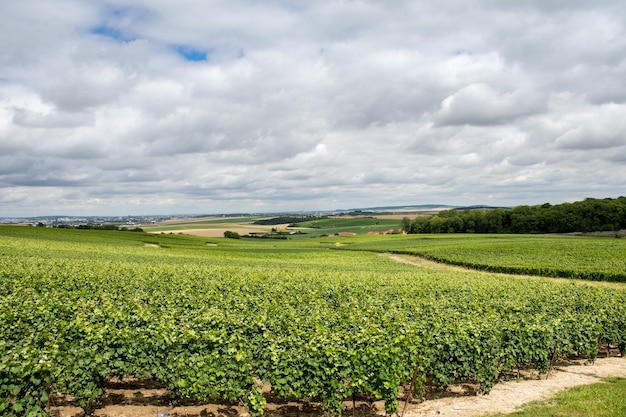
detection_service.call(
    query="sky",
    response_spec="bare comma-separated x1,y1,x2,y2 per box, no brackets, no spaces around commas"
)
1,1,625,216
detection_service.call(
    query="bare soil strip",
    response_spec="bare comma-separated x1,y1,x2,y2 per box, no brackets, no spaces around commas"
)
404,357,626,417
385,254,467,271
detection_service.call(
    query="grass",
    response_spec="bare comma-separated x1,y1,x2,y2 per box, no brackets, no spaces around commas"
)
487,377,626,417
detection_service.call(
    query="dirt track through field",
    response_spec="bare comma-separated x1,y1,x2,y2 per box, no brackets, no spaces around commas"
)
404,357,626,417
385,254,626,289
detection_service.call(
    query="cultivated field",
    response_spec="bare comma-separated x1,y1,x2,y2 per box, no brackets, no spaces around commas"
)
142,216,401,238
1,225,625,417
335,233,626,282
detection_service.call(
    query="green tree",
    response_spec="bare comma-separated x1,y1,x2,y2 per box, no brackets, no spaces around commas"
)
223,231,241,239
400,217,412,233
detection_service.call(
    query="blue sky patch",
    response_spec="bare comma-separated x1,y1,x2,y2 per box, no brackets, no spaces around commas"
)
90,25,134,42
174,45,209,62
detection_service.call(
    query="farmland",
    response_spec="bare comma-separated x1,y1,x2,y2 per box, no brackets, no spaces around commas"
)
332,233,626,282
142,215,401,238
1,225,625,416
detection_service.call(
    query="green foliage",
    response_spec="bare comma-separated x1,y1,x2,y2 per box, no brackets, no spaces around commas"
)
223,230,241,239
0,341,54,416
54,223,144,232
295,217,394,229
0,226,625,416
252,216,328,225
402,196,626,234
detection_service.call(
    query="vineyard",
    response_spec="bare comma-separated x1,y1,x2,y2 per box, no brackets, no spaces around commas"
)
1,226,625,416
336,233,626,282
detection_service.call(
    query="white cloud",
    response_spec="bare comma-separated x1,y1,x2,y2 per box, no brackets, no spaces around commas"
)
435,84,545,126
553,103,626,150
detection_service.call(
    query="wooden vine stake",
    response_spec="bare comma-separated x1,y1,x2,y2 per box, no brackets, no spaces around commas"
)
401,360,421,417
545,342,559,380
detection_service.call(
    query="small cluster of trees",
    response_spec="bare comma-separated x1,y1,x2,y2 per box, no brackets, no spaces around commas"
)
223,230,241,239
253,216,328,226
401,197,626,234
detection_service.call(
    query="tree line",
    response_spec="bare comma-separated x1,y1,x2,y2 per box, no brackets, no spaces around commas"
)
253,215,328,226
53,224,144,232
401,197,626,234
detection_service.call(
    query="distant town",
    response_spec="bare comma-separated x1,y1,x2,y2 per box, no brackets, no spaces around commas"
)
0,215,177,227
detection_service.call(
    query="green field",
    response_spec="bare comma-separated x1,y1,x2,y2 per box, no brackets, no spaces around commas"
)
1,226,625,416
142,216,258,232
293,216,399,233
331,233,626,282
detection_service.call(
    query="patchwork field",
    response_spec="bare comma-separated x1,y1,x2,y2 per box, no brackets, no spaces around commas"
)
142,215,401,238
1,226,625,417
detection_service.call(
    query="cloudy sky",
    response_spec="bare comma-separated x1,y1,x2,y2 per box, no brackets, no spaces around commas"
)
1,1,625,216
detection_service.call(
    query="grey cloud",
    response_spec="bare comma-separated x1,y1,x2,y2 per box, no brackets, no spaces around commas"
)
0,1,96,67
606,148,626,163
0,154,99,186
44,141,108,160
406,124,456,156
12,109,94,128
490,5,626,100
10,177,88,187
488,0,621,11
0,192,29,205
40,64,136,111
0,157,37,177
585,66,626,105
507,152,546,167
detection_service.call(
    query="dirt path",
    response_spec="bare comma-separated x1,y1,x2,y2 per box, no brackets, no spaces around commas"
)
384,254,626,289
404,357,626,417
386,254,467,271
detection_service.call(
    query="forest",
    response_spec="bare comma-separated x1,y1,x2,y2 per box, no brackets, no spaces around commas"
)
401,197,626,234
